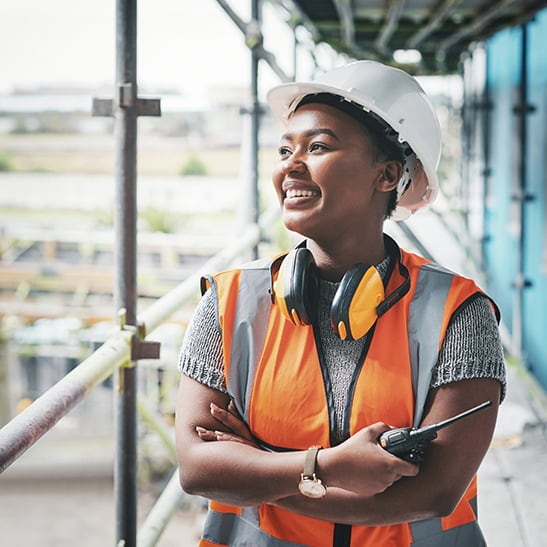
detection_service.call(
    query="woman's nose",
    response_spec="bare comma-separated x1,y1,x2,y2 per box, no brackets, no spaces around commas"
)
281,151,306,174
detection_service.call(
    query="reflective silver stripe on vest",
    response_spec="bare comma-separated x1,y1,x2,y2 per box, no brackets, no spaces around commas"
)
203,507,309,547
410,497,485,546
408,262,454,427
227,261,273,422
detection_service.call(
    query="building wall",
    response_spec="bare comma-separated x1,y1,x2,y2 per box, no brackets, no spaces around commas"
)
468,9,547,389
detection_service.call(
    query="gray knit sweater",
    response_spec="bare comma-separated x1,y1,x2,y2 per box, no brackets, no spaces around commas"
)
178,258,506,441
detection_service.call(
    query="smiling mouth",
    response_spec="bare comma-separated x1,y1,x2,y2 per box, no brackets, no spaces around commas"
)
284,188,320,199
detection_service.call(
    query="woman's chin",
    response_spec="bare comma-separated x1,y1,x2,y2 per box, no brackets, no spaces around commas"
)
281,215,308,237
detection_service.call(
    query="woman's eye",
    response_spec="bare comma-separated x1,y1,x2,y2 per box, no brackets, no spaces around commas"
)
309,142,327,152
278,146,292,158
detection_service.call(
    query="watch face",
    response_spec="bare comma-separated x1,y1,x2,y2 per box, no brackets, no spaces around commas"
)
298,478,326,499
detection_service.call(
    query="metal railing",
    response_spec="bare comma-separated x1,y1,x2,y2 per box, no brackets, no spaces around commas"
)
0,208,280,545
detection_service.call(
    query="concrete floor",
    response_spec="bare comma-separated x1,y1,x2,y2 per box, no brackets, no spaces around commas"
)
0,477,204,547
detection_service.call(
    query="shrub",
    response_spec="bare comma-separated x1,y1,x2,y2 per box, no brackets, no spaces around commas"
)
0,153,13,172
140,207,173,233
179,154,207,176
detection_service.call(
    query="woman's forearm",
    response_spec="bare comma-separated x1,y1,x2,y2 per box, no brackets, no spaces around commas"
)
273,480,444,527
179,438,306,506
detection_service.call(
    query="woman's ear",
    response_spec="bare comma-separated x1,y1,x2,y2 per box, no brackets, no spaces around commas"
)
376,160,403,192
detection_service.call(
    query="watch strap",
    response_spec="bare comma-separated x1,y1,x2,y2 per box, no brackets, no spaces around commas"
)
302,445,322,479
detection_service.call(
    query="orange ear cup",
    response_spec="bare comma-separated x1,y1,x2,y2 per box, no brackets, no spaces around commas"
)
330,264,385,340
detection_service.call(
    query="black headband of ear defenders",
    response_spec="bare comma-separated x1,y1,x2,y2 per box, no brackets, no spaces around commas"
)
296,92,410,164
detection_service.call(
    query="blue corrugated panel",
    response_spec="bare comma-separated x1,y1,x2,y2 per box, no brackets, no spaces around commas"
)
484,27,522,326
523,9,547,389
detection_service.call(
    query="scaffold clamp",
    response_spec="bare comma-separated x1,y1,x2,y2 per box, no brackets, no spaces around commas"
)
117,308,161,362
92,82,161,117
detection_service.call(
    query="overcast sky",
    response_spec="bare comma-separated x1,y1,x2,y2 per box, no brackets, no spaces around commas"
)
0,0,306,97
0,0,461,107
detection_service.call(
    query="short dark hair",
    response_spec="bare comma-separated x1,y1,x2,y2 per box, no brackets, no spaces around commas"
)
296,93,407,218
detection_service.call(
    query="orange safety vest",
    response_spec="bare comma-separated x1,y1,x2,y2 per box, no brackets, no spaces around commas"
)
198,241,496,547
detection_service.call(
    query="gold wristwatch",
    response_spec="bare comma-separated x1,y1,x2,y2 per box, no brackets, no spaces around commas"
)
298,446,326,499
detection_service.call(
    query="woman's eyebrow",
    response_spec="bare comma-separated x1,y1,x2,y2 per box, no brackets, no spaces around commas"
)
280,128,340,142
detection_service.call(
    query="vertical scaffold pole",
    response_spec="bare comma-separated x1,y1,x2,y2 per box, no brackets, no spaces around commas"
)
114,0,138,544
250,0,262,259
92,2,160,542
92,1,163,545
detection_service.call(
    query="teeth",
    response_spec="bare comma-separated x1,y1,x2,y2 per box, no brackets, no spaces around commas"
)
285,188,317,198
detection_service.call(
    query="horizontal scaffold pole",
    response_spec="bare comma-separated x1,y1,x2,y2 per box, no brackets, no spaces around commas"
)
0,329,132,473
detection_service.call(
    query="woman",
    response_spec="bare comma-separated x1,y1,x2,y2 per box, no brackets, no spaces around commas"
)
175,60,505,546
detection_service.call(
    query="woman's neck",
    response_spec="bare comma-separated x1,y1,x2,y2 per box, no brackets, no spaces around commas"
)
307,234,387,282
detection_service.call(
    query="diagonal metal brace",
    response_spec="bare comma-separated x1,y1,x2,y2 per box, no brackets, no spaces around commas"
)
215,0,291,82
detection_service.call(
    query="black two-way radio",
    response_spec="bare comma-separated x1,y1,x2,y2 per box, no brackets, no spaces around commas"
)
378,400,493,463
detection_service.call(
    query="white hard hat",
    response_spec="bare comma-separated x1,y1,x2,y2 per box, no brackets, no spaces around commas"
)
266,60,442,219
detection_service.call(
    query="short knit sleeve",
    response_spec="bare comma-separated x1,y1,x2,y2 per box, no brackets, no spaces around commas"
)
432,295,506,401
178,288,227,393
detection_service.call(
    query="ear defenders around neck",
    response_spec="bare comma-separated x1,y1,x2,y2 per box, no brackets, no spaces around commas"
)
273,247,387,340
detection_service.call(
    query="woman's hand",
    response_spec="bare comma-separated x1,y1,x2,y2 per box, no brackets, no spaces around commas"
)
195,400,258,447
320,422,419,497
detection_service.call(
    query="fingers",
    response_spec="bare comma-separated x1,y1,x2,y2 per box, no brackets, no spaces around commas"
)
194,401,256,447
210,402,254,441
227,400,241,417
195,425,256,446
365,421,392,439
393,458,419,477
195,426,217,441
365,422,420,477
366,422,420,477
